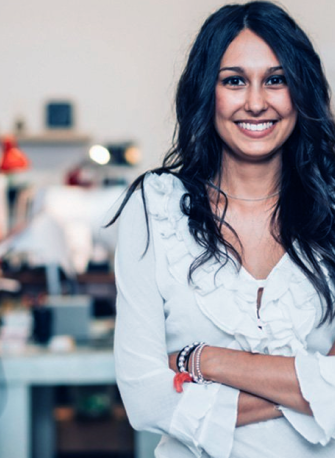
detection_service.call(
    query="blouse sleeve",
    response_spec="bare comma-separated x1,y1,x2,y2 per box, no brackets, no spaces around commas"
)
114,190,239,458
279,350,335,445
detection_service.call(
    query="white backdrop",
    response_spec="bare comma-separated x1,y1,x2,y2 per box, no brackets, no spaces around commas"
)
0,0,334,173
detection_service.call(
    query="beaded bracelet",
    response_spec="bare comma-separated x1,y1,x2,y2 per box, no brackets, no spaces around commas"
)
176,342,212,385
177,342,204,373
174,342,213,392
176,346,194,373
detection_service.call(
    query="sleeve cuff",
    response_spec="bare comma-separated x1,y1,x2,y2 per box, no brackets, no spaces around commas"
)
198,384,239,458
280,407,327,445
169,382,239,458
281,350,335,445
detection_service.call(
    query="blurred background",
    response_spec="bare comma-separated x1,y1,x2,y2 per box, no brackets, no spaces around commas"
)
0,1,334,458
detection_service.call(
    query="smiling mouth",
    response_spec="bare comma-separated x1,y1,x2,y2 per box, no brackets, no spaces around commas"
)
236,121,277,132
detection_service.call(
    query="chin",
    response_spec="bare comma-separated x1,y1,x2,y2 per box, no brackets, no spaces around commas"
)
235,144,282,161
229,150,280,164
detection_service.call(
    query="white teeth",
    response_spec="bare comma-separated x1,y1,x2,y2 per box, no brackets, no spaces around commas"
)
238,122,274,131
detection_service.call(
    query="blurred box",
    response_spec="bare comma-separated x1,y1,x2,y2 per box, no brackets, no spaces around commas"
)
45,295,92,343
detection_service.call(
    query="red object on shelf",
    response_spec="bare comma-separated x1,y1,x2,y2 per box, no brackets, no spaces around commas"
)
65,164,94,187
0,136,30,172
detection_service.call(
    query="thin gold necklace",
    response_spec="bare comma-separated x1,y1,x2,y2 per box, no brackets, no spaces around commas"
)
223,190,280,202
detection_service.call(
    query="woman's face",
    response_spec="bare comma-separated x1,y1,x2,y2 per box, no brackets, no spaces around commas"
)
214,28,297,162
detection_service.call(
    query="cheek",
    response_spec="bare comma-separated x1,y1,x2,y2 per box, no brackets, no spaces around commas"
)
215,91,227,119
272,92,295,117
283,104,296,118
215,90,240,120
283,102,297,129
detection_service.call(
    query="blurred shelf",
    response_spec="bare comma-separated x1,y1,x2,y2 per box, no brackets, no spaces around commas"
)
14,131,91,145
2,268,116,316
5,270,115,286
77,272,115,284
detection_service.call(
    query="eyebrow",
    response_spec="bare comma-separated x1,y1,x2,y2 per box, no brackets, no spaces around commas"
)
218,65,283,74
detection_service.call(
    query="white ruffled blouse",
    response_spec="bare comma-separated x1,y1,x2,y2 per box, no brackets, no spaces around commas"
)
114,173,335,458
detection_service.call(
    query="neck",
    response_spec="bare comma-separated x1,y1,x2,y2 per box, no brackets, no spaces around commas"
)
216,152,281,202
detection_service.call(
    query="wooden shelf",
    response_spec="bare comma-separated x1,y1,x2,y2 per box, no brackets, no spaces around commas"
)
5,269,115,286
14,131,91,145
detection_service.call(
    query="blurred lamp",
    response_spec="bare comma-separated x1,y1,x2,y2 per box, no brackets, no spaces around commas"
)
124,145,141,165
106,142,141,166
0,136,30,173
89,142,141,166
89,145,110,165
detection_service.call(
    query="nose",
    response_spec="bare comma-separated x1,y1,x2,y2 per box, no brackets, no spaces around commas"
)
244,85,268,115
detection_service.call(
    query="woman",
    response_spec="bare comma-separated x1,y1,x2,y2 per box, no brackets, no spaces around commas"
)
112,2,335,457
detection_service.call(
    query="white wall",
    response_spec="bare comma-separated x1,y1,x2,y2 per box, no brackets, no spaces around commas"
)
0,0,334,173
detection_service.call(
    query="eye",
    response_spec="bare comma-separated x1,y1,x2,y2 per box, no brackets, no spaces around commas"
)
266,75,287,86
221,76,245,87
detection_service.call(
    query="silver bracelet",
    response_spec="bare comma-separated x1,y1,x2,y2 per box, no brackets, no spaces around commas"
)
190,343,213,385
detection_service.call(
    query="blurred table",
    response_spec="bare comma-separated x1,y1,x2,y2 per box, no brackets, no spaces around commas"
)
0,344,159,458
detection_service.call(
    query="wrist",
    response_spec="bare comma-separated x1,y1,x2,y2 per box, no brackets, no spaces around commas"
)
273,404,283,419
200,345,222,382
237,392,283,426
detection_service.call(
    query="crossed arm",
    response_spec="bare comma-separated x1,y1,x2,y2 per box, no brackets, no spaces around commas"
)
169,342,335,427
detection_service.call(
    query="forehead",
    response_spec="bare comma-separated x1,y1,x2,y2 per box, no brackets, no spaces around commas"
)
220,28,280,69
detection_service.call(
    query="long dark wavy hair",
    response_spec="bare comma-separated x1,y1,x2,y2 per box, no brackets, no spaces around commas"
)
110,1,335,324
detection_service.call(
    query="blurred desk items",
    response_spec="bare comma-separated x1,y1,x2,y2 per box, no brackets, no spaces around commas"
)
0,183,126,297
65,141,140,187
31,304,53,345
0,344,160,458
46,294,92,343
0,307,32,353
0,345,115,458
30,184,126,273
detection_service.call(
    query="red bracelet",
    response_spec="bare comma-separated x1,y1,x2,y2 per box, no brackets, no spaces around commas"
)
173,372,193,393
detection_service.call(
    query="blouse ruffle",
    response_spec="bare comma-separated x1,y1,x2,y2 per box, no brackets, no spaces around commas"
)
144,172,320,358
